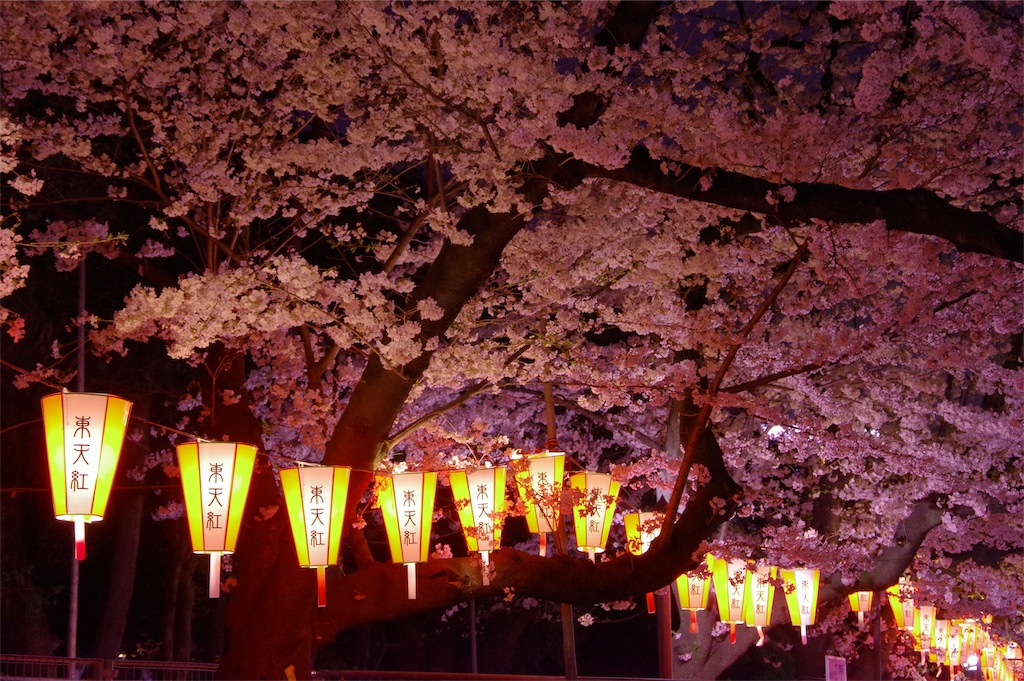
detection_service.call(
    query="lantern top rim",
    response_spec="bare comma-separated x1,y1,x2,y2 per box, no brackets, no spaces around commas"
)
175,439,259,449
42,390,133,402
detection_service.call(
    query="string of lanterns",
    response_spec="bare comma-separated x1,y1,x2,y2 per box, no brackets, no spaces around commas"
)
39,392,1022,678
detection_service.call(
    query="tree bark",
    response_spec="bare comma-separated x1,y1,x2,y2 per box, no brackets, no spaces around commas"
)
93,486,144,659
579,147,1024,264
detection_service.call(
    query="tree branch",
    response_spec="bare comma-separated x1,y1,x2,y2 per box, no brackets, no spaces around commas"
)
578,147,1023,263
662,241,809,538
312,425,740,643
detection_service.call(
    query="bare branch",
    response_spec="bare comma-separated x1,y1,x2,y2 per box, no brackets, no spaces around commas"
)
662,241,810,537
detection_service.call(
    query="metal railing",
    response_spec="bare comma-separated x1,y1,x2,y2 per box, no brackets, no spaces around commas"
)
0,655,217,681
1,656,674,681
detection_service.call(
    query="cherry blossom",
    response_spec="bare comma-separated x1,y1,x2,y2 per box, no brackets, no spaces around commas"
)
1,2,1020,678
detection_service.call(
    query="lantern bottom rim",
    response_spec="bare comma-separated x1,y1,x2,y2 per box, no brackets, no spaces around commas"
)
55,514,102,523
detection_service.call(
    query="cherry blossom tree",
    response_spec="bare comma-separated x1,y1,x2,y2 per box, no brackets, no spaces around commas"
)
2,2,1021,679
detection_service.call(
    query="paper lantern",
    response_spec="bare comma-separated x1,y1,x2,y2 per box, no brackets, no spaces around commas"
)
948,620,963,671
933,619,951,664
513,451,564,556
781,568,820,645
982,645,997,680
887,579,917,632
742,565,777,647
624,511,660,612
376,471,438,599
177,441,258,598
961,619,981,659
450,466,507,585
915,603,936,654
280,465,351,607
675,554,714,633
848,590,873,627
713,557,749,644
569,472,619,562
41,392,133,561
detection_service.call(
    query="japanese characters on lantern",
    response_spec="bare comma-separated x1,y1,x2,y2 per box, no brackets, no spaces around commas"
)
513,451,565,557
568,471,619,562
742,564,777,647
915,603,936,658
887,578,918,632
376,471,438,599
177,441,258,598
675,554,714,633
848,590,874,627
948,620,963,672
623,511,661,613
280,465,351,607
449,466,507,585
933,618,950,665
781,567,820,645
713,557,749,644
41,392,133,561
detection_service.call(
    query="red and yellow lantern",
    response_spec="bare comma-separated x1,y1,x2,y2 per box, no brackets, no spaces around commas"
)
742,565,777,647
933,618,951,665
569,472,619,562
41,392,133,560
177,441,258,598
887,579,917,632
280,465,351,607
624,511,660,612
713,557,749,644
450,466,507,585
848,590,874,628
915,603,936,655
961,619,981,661
948,619,964,673
376,471,438,599
675,554,714,633
781,567,820,645
513,451,564,556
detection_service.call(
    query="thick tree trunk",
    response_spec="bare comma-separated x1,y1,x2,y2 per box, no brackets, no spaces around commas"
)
160,526,195,661
93,486,144,659
94,397,149,659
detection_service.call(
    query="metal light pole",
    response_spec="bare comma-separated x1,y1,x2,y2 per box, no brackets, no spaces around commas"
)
68,260,86,677
544,383,578,680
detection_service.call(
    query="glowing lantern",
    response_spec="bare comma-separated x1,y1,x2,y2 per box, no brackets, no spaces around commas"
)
983,645,996,680
781,568,820,645
887,579,917,632
177,441,258,598
41,392,133,561
280,465,351,607
376,471,438,599
568,472,619,562
513,451,564,557
623,511,660,612
1004,643,1022,681
961,619,981,659
713,557,749,644
675,554,714,633
915,603,936,654
450,466,507,585
949,620,963,672
742,565,777,647
934,619,951,664
848,590,873,627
